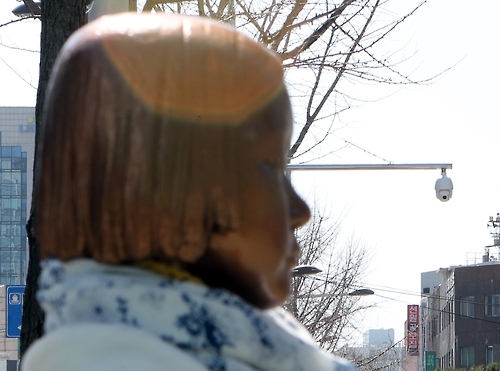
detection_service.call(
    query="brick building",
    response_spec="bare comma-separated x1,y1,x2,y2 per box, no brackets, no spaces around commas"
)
421,262,500,369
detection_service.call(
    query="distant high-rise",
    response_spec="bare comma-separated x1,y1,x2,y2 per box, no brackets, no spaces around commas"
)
363,328,395,347
0,107,35,285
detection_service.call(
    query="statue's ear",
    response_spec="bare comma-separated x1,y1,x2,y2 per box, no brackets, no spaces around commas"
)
210,186,241,235
176,192,206,263
175,185,240,263
170,163,241,264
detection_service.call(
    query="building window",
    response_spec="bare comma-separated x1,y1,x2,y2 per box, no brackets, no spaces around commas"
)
460,296,475,317
461,347,475,368
431,317,438,337
486,346,494,365
448,300,454,324
485,295,500,317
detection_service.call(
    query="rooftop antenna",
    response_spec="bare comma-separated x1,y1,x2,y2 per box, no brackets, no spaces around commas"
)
485,213,500,262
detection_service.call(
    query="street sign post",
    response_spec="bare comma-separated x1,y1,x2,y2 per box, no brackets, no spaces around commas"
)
6,285,25,338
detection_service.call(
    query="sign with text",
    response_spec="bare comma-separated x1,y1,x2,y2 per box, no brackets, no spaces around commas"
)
407,304,419,355
425,351,437,371
6,285,25,338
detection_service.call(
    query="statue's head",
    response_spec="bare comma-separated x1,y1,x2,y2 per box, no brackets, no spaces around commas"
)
36,13,310,309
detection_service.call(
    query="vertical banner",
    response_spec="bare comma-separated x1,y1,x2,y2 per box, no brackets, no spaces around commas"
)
407,304,419,355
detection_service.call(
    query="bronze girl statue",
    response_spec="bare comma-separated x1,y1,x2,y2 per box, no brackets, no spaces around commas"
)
22,13,355,371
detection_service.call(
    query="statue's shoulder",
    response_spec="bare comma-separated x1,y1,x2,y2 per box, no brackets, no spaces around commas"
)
21,323,209,371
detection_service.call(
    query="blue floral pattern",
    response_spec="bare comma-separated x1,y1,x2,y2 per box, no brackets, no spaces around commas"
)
38,259,357,371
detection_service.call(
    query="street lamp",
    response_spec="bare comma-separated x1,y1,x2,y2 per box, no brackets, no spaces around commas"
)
290,266,375,297
12,0,94,18
348,288,374,296
12,1,41,17
291,265,322,277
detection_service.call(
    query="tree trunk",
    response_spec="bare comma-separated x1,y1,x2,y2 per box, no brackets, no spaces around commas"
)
20,0,88,358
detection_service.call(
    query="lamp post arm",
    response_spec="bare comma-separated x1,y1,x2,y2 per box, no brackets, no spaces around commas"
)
287,163,452,171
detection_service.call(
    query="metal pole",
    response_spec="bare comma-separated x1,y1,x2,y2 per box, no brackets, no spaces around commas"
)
287,163,452,171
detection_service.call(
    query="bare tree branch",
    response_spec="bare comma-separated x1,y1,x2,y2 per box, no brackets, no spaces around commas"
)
3,0,444,161
0,54,37,89
143,0,185,11
289,0,379,158
284,206,373,352
0,18,39,29
279,0,355,60
269,0,308,51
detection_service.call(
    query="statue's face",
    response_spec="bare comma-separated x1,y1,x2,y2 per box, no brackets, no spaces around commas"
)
208,101,311,309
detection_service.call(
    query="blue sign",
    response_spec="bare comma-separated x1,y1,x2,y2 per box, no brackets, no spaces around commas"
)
6,285,25,338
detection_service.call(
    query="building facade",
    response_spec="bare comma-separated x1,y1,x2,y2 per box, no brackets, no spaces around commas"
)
0,107,35,285
420,262,500,369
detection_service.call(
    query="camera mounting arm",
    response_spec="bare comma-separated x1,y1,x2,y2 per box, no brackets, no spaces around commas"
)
286,163,453,202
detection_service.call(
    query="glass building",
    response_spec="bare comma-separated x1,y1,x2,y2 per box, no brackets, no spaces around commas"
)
0,108,35,285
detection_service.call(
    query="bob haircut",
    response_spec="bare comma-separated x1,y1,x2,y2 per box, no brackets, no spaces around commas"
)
35,13,289,264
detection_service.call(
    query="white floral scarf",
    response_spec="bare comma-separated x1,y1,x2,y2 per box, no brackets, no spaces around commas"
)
38,259,356,371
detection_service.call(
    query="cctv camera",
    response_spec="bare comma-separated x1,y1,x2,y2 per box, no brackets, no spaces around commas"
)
435,174,453,202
